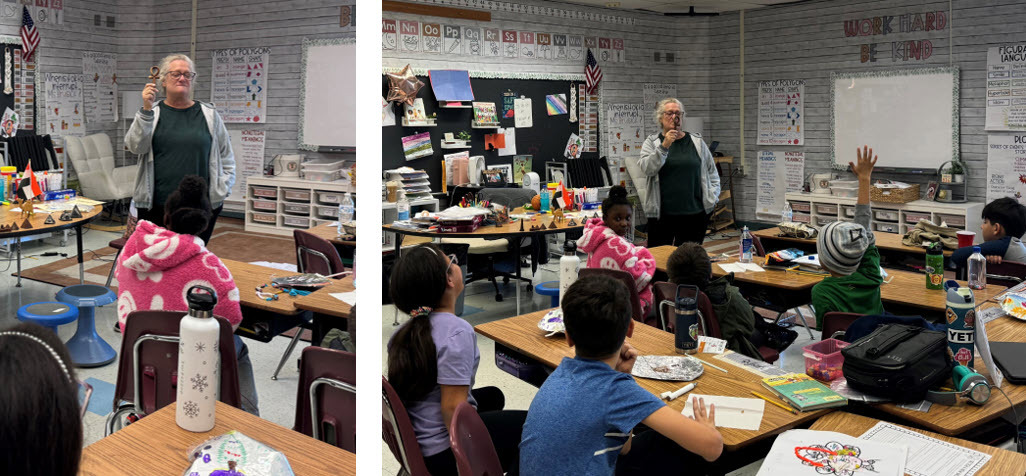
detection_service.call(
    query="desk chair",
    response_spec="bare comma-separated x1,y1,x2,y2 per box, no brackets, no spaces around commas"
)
272,229,347,380
293,346,356,452
987,260,1026,288
450,401,503,476
578,268,648,326
382,377,430,476
105,310,240,436
821,312,863,341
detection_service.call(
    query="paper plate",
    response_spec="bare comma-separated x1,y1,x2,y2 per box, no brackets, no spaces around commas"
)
1001,293,1026,321
631,355,705,381
537,308,565,334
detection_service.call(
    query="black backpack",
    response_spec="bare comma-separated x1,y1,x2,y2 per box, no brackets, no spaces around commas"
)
841,324,953,402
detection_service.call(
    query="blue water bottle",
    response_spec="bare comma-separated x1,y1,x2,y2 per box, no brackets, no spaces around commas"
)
674,285,700,354
944,280,976,368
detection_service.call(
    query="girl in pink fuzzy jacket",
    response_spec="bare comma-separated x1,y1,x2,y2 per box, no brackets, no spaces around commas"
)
576,185,656,316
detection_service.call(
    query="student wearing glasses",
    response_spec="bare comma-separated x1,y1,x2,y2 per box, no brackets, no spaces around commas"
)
126,53,235,244
637,98,721,246
387,244,527,475
0,322,85,476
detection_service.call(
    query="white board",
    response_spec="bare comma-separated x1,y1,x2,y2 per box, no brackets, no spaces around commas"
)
298,37,355,151
832,68,958,171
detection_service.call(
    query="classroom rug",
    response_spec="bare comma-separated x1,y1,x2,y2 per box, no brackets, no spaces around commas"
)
13,219,295,291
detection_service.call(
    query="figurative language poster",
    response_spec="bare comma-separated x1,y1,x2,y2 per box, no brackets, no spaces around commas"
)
756,150,805,220
985,44,1026,131
82,52,117,123
605,103,645,187
210,47,269,123
758,79,804,145
41,72,84,138
986,134,1026,204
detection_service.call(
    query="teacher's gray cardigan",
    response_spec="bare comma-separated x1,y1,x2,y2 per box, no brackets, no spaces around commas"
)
632,131,721,220
125,101,236,210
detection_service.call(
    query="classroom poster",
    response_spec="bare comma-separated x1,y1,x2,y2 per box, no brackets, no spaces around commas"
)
644,83,676,137
442,24,461,55
82,52,117,123
757,79,804,145
606,103,645,187
553,34,568,61
463,26,481,56
210,47,269,123
502,30,518,58
519,31,535,58
514,97,532,128
41,72,84,138
985,134,1026,203
399,20,420,52
567,35,584,61
537,33,552,60
483,28,501,57
381,19,397,50
498,127,516,156
985,45,1026,131
224,129,265,211
422,23,442,54
756,151,805,220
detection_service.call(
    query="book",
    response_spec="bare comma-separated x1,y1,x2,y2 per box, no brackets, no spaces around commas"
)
761,373,847,411
472,101,498,126
404,98,427,124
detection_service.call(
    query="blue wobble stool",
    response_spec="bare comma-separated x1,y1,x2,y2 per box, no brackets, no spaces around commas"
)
17,302,78,333
535,281,560,308
56,284,118,367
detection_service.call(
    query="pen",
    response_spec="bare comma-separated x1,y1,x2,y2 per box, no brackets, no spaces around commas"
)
699,360,728,373
751,391,797,415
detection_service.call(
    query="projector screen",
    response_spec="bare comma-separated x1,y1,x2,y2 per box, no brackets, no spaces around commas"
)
298,37,355,151
831,68,959,172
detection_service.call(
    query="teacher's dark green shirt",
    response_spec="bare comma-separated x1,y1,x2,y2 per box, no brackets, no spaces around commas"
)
152,102,211,206
658,132,704,215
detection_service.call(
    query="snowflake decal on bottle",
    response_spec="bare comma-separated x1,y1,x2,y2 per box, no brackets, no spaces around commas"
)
183,401,199,418
191,373,209,392
194,342,206,352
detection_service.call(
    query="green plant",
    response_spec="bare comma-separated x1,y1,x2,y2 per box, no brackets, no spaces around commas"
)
456,130,472,141
950,161,965,175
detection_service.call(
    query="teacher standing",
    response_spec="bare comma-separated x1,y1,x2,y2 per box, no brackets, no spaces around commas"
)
125,53,235,244
637,98,720,246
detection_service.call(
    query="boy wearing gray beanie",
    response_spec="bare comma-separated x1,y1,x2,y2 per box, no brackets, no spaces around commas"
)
810,146,885,328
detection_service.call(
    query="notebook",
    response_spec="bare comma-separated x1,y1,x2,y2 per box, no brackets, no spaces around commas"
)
762,373,848,411
989,341,1026,385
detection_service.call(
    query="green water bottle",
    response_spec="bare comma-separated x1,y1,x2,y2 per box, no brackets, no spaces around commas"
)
926,243,944,290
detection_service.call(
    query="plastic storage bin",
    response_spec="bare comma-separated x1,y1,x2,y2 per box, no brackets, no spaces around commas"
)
842,206,856,218
301,158,346,172
318,191,343,204
831,185,859,198
936,213,965,227
874,210,899,221
252,199,276,211
790,201,811,213
302,170,342,182
251,186,277,199
283,203,310,215
816,216,837,227
874,222,899,233
282,215,310,228
815,204,838,215
317,205,339,218
793,212,811,224
904,212,932,224
282,189,311,202
251,212,277,225
803,338,850,381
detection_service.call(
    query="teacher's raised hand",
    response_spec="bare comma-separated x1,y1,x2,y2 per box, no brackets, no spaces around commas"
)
662,129,684,149
141,83,158,111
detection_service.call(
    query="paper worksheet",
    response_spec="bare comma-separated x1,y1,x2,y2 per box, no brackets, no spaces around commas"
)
756,429,906,476
859,421,991,476
717,262,765,274
514,97,533,128
714,351,790,378
330,292,357,306
681,394,764,430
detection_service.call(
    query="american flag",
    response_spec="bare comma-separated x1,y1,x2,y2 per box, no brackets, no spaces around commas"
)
21,7,38,62
585,48,602,95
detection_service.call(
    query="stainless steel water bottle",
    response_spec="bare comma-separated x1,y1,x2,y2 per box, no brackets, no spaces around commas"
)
944,280,976,369
176,285,220,432
674,285,700,354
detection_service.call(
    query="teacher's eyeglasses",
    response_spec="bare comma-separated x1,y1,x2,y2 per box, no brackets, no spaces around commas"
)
663,111,683,117
167,71,197,80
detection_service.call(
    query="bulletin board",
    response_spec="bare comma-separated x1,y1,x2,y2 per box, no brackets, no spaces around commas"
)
382,71,598,190
831,67,958,172
298,37,356,151
0,39,36,137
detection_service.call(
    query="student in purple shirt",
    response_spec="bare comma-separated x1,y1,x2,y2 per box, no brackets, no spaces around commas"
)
387,244,526,475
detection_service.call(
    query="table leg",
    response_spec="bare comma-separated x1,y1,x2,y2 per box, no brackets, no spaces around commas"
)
392,233,405,326
515,237,524,316
15,238,22,287
77,224,85,284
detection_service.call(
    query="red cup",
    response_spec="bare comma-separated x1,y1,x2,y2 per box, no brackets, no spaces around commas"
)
957,230,975,248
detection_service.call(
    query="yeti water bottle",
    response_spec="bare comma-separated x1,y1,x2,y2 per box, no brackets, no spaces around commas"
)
176,285,220,432
944,280,976,369
674,284,700,354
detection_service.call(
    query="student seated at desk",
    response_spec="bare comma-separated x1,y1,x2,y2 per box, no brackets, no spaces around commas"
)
577,185,657,317
115,175,259,416
520,275,723,476
811,146,885,328
387,244,526,476
0,323,82,476
666,242,766,358
949,197,1026,271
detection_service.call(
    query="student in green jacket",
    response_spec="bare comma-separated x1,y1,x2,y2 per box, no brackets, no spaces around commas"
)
666,242,764,359
811,146,885,328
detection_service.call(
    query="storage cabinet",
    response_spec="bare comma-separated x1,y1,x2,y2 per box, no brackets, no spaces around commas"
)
245,176,354,236
785,192,982,238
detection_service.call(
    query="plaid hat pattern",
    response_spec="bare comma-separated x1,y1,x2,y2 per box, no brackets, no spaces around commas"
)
816,220,870,276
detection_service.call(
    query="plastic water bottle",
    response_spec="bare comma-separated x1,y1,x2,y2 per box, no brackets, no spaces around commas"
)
968,246,987,290
781,202,793,223
539,189,550,214
739,226,753,263
176,286,220,432
337,192,354,234
396,191,411,222
558,240,580,307
674,285,700,354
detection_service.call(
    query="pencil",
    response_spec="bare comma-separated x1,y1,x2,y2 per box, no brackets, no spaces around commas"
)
699,360,728,373
751,391,797,415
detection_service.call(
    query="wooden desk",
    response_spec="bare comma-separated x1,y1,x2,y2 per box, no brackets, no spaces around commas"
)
293,276,356,318
222,259,303,316
1,199,102,286
871,301,1026,436
753,226,955,257
80,401,355,475
475,310,831,450
809,412,1026,476
649,246,1006,315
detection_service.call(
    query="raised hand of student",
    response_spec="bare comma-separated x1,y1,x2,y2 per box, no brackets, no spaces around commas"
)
615,342,639,373
690,397,717,431
849,145,877,182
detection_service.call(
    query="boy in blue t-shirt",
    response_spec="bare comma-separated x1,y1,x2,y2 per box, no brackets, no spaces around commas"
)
519,275,723,475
